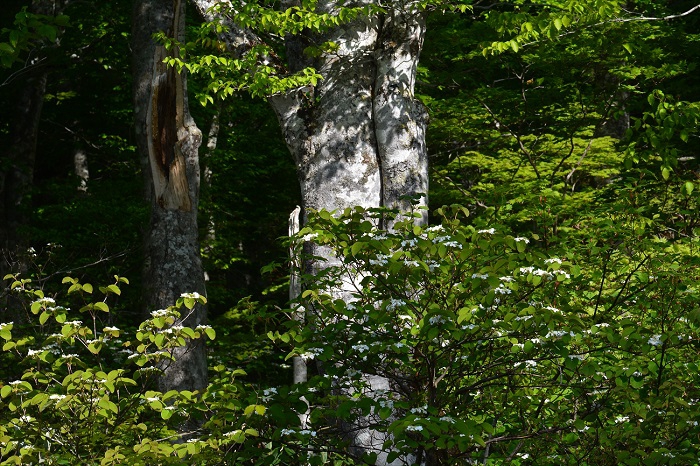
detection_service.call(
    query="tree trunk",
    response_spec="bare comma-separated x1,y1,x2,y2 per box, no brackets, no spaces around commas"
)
190,1,428,461
132,0,207,392
268,4,427,464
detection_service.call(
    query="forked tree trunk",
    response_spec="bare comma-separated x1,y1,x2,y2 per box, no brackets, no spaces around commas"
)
191,1,428,462
133,0,208,392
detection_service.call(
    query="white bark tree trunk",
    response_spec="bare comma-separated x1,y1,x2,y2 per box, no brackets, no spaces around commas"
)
133,0,208,392
190,1,428,462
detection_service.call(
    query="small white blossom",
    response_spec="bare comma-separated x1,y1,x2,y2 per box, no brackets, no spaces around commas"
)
406,425,424,432
103,326,120,332
410,405,427,415
428,315,446,325
648,335,662,347
544,258,562,264
150,310,169,318
352,344,369,354
478,228,496,234
425,225,445,232
386,299,406,311
614,415,630,424
401,238,418,248
301,233,318,242
472,273,489,280
64,320,83,327
180,292,201,299
442,241,462,249
369,254,390,266
494,286,512,295
49,394,66,401
514,237,529,243
280,429,296,436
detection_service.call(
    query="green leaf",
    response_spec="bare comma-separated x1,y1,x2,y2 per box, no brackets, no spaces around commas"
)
661,166,671,180
94,302,109,313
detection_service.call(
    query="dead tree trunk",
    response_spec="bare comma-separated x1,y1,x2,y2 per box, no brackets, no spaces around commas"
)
133,0,208,392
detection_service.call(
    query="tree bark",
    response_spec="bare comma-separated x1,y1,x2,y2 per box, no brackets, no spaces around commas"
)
133,0,207,392
189,1,428,461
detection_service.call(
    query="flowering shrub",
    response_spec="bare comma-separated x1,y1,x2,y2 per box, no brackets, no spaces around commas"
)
272,205,700,465
2,205,700,465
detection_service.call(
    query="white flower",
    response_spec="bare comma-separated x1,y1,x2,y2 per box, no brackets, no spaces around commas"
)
425,225,444,232
514,237,529,243
369,254,390,266
49,394,66,401
499,276,514,282
352,344,369,354
26,349,42,357
648,335,662,346
472,273,489,280
428,315,446,325
494,286,512,295
478,228,496,234
280,428,296,436
442,241,462,249
569,354,585,361
103,326,120,332
36,297,56,305
180,292,201,299
379,400,394,409
544,258,562,264
64,320,83,327
614,415,630,424
301,233,318,242
151,309,169,318
410,405,427,414
0,322,13,330
9,380,23,385
439,416,456,423
386,299,406,311
401,238,418,248
299,429,317,436
406,425,424,432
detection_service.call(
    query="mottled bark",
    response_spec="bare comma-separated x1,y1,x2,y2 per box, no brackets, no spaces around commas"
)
133,0,207,392
268,4,427,464
189,1,427,462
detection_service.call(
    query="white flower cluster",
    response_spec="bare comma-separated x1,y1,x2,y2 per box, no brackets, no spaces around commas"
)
352,344,369,354
472,273,489,280
647,334,662,346
478,228,496,235
406,425,423,432
300,347,324,360
514,237,529,243
369,254,391,266
401,238,418,248
386,298,406,311
180,292,202,299
428,315,447,325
